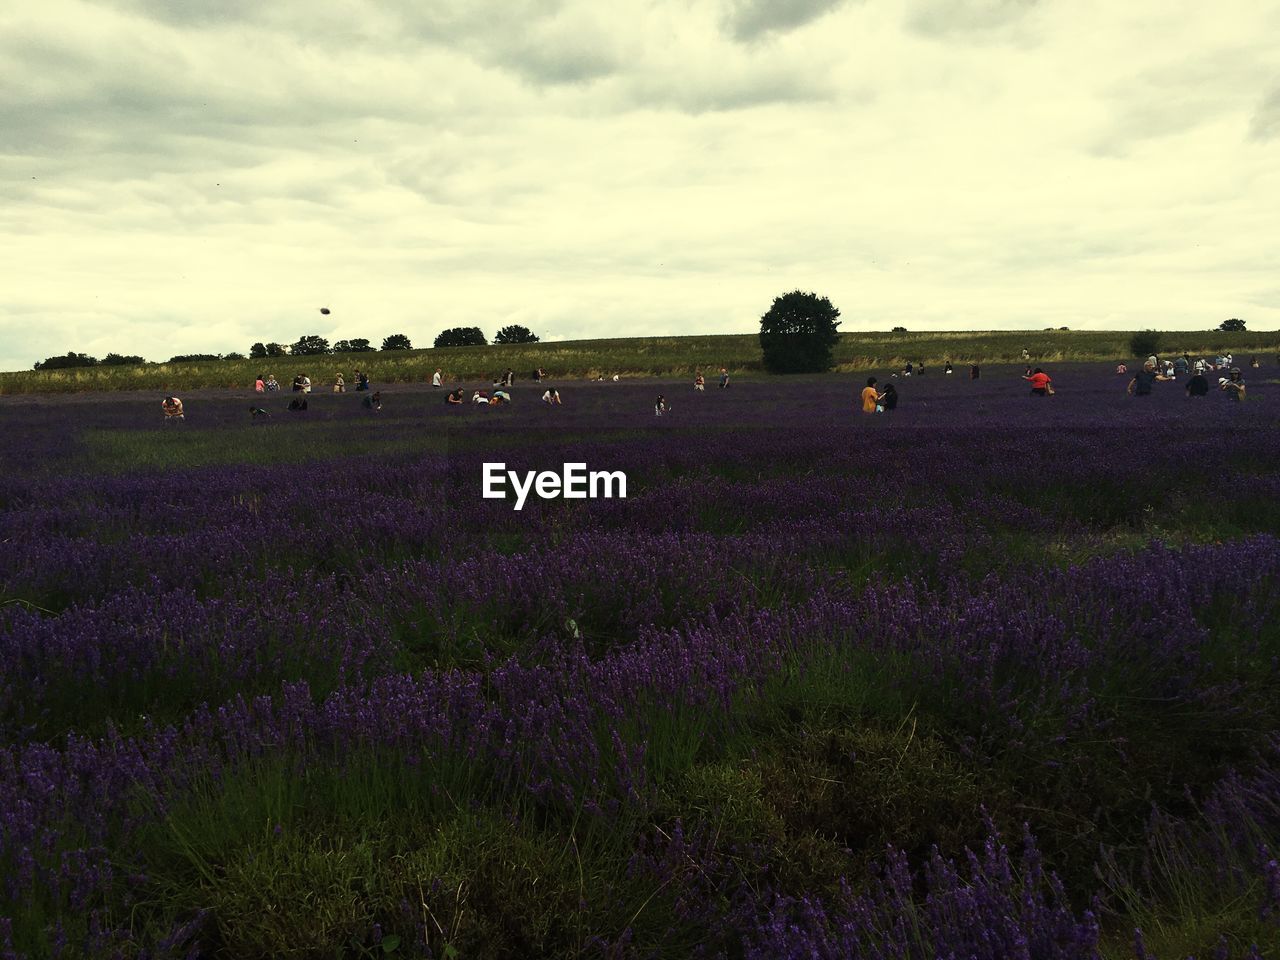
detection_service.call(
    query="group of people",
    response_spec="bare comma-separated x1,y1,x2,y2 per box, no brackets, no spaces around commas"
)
860,378,900,413
1125,357,1247,401
164,353,1265,425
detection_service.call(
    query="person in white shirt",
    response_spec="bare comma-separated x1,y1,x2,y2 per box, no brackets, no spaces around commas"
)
432,369,442,387
542,388,562,405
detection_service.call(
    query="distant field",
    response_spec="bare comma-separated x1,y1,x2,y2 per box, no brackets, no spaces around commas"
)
5,329,1280,394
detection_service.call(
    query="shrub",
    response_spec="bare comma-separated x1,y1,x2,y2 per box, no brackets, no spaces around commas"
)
1129,330,1162,359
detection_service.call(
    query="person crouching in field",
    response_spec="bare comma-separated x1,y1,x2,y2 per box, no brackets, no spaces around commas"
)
162,396,184,422
1186,371,1209,398
288,397,308,412
1023,368,1053,396
542,388,562,405
446,388,465,405
861,377,882,413
880,382,898,411
694,371,705,391
362,391,382,411
334,373,345,393
250,405,269,419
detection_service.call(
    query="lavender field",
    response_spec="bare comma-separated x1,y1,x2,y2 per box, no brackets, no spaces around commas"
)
2,367,1279,959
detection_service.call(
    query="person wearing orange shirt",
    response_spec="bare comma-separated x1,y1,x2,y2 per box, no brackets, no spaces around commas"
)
1023,368,1053,396
861,377,882,413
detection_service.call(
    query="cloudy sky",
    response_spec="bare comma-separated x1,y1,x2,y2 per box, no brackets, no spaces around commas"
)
3,0,1279,369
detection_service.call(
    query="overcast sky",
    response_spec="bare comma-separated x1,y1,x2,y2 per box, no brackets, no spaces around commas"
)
3,0,1279,369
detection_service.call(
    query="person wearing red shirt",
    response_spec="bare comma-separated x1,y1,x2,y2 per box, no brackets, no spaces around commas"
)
1023,368,1053,396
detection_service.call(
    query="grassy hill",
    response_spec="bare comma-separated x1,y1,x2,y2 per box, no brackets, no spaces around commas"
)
5,329,1279,394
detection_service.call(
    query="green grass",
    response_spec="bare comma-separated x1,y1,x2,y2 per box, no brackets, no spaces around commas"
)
7,329,1280,394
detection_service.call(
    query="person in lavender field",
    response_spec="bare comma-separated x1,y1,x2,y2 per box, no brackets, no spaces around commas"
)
694,371,705,391
1220,367,1246,402
1185,370,1209,398
880,382,899,411
161,396,184,422
970,363,980,380
718,368,729,388
265,374,279,391
1128,359,1173,397
655,394,667,416
861,377,882,414
432,368,443,387
446,388,465,405
541,388,562,405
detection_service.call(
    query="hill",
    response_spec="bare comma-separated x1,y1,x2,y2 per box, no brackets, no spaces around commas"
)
4,329,1278,394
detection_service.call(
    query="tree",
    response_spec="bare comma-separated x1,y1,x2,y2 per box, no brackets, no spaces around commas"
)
168,354,221,363
250,342,268,359
100,353,146,365
265,342,287,357
381,334,412,351
1129,330,1162,359
758,291,842,374
494,324,540,344
224,351,246,361
1219,317,1246,332
290,334,331,356
34,352,98,370
434,327,487,348
891,326,908,333
334,339,375,353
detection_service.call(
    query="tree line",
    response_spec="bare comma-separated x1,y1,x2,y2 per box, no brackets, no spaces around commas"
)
31,325,542,370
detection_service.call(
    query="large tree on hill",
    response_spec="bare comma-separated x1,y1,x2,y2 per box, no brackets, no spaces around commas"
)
758,291,842,374
1219,317,1246,332
290,334,331,356
100,353,146,366
381,333,412,351
494,324,540,344
1129,331,1161,358
434,327,487,348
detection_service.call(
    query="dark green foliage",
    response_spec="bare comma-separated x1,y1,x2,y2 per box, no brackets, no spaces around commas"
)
100,353,146,366
1129,330,1162,358
759,291,842,373
380,334,412,351
167,354,221,363
434,326,487,348
290,334,331,356
34,351,97,370
891,326,908,333
1219,317,1246,332
494,324,540,344
223,351,246,361
333,339,375,353
249,342,268,359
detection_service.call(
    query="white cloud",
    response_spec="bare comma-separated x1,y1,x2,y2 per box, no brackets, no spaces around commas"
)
1,0,1278,370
